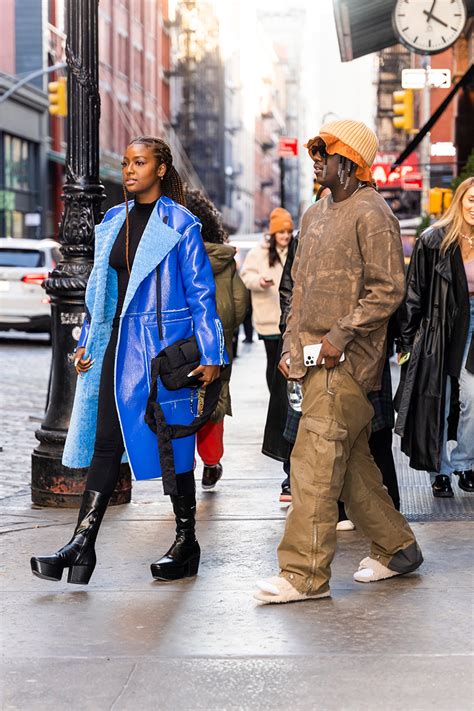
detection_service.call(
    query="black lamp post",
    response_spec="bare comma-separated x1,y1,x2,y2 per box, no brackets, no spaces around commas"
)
31,0,131,507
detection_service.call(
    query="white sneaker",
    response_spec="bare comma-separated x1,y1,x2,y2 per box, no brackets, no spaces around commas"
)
336,519,355,531
353,557,401,583
253,575,330,605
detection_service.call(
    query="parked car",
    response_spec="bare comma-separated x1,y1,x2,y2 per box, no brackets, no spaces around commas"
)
0,238,60,334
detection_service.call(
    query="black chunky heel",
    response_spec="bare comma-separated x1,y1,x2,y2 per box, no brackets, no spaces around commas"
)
187,553,200,577
151,493,201,581
68,564,96,585
30,490,109,585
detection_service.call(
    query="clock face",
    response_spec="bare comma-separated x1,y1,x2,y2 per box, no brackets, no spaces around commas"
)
393,0,467,54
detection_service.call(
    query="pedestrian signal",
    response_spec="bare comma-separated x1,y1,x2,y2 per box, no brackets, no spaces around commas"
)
428,188,453,216
392,89,414,132
48,77,67,117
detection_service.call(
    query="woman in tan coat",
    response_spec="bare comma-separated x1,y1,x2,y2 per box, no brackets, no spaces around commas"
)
241,207,293,389
185,188,249,490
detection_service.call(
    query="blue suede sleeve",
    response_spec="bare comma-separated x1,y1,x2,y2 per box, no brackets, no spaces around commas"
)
178,221,228,366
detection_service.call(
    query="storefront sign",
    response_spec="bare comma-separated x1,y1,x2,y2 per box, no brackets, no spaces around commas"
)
278,137,298,158
372,153,421,190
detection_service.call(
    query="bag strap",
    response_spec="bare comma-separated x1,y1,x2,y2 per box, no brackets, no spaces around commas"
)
144,365,221,495
167,379,221,440
144,358,179,496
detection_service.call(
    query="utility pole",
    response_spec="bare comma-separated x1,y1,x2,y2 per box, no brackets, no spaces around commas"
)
31,0,131,507
279,157,286,208
420,57,431,215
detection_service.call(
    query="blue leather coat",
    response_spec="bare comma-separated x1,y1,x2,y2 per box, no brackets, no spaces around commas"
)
63,196,227,481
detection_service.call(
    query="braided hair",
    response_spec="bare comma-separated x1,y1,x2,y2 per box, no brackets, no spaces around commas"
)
125,136,186,206
121,136,186,274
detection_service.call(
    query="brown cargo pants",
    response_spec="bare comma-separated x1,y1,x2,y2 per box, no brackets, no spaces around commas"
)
278,365,417,596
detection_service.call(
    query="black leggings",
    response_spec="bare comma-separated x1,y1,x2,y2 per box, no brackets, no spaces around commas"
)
369,426,400,510
262,338,280,391
85,325,195,497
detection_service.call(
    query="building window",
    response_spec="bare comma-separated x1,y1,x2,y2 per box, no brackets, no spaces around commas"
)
133,46,143,86
0,133,40,238
118,34,130,76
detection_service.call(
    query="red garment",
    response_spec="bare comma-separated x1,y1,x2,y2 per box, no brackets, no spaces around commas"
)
197,420,224,466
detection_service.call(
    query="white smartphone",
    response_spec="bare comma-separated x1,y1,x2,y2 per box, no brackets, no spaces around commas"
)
303,343,345,367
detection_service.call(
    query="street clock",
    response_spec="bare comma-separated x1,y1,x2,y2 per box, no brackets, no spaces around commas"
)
392,0,467,55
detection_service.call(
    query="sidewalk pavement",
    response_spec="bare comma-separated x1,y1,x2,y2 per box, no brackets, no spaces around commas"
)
1,339,473,711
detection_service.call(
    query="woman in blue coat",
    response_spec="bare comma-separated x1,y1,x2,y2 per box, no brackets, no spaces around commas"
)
31,136,226,585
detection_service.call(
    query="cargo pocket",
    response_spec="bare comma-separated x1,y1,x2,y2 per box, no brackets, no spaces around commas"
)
301,416,348,486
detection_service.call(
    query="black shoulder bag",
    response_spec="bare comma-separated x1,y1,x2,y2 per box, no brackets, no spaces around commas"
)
144,242,221,495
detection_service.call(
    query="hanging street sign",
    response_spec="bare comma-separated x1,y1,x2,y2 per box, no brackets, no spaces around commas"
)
402,68,451,90
278,137,298,158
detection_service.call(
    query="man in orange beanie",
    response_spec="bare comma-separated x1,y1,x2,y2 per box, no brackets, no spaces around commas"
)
254,119,423,604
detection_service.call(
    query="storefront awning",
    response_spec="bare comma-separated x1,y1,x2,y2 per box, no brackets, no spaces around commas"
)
333,0,474,62
47,149,123,183
333,0,399,62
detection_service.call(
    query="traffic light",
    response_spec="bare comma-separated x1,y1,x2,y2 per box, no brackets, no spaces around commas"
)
392,89,414,132
48,77,67,117
428,188,453,216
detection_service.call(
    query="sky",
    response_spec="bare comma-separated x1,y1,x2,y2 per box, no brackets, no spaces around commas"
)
252,0,377,202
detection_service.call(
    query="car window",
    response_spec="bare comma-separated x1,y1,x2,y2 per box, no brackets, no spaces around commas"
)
0,249,45,268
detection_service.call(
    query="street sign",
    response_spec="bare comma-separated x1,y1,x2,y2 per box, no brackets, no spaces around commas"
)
402,68,451,90
431,142,456,157
278,137,298,158
25,213,41,227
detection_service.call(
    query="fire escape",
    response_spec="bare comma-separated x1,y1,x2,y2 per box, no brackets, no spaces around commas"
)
173,1,225,210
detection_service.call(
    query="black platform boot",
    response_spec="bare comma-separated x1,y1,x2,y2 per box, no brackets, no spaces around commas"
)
150,494,200,581
30,490,110,585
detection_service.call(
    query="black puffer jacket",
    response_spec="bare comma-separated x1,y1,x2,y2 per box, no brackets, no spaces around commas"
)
395,228,470,472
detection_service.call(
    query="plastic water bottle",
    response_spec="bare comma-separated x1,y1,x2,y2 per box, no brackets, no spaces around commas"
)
287,380,303,412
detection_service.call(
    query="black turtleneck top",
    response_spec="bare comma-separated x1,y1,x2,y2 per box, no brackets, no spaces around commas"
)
109,199,158,318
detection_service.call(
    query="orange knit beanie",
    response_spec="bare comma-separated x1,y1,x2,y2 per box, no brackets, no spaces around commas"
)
269,207,293,235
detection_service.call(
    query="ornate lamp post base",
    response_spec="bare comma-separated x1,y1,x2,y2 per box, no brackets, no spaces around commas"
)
31,459,131,508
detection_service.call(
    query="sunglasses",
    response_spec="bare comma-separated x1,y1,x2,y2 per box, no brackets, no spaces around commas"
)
309,141,328,160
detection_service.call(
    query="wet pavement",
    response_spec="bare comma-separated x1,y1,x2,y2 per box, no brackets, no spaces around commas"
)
1,336,473,710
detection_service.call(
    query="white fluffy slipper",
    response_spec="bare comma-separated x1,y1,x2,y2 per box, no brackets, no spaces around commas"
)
353,557,401,583
336,519,355,531
254,575,331,604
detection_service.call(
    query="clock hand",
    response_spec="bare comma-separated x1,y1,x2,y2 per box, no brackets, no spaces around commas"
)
426,0,436,22
422,10,448,27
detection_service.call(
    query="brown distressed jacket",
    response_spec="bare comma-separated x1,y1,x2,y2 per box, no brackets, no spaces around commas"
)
283,187,405,392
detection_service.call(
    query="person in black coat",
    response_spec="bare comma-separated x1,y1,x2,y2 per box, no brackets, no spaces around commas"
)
395,177,474,497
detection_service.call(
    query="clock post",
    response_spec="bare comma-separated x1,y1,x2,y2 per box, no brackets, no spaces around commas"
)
420,58,431,218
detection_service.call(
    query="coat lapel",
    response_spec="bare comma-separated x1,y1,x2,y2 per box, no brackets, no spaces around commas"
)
85,208,127,321
121,201,182,316
435,250,453,283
